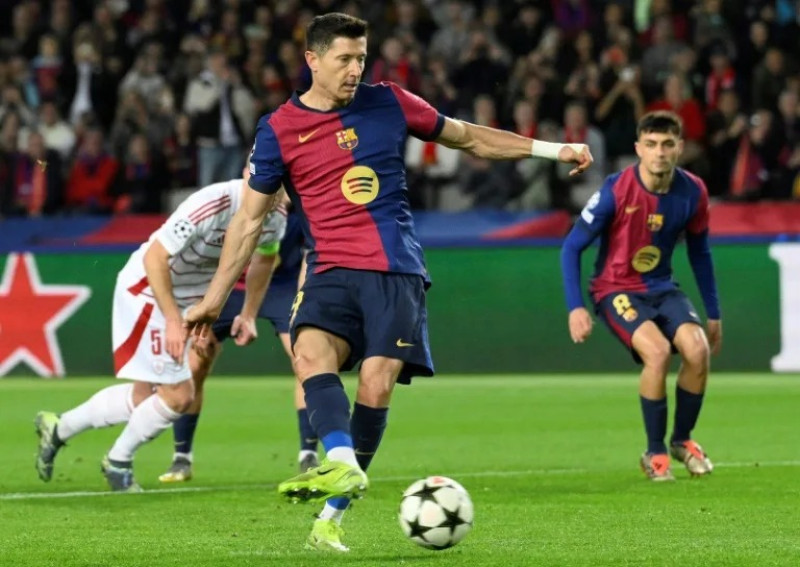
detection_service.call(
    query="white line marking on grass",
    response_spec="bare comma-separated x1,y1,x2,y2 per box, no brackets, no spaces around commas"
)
3,460,798,501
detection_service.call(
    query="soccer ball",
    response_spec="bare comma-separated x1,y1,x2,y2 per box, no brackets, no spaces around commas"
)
398,476,474,550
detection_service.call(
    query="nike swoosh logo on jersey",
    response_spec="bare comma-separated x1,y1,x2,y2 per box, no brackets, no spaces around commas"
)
298,129,320,143
625,206,640,214
396,338,414,347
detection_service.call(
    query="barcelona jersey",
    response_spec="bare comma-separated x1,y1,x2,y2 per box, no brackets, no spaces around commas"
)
561,165,720,319
247,82,445,277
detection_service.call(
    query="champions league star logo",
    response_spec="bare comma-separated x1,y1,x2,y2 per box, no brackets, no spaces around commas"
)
0,254,91,377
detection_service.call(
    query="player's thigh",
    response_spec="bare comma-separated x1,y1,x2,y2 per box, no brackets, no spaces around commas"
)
290,269,359,375
359,272,434,384
654,291,703,343
595,291,660,362
112,280,191,385
188,332,221,390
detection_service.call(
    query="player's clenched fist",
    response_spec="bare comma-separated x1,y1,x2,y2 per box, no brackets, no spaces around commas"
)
568,307,594,344
558,144,594,177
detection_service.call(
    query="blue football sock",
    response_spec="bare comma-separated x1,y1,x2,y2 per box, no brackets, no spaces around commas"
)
640,396,668,454
297,408,318,452
326,403,388,511
172,413,200,455
671,386,705,443
303,373,352,453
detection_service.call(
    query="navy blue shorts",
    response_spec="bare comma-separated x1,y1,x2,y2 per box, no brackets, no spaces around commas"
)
212,280,296,341
289,268,434,384
594,289,702,363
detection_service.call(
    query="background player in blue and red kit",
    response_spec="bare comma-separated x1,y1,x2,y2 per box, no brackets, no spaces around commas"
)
185,12,593,551
561,111,722,482
158,209,320,483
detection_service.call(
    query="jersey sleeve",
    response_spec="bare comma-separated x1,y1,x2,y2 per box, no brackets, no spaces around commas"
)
248,116,286,195
686,177,710,235
560,178,617,311
154,190,229,256
386,82,445,141
576,177,617,236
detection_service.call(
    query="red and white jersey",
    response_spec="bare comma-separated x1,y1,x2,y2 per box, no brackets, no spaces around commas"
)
118,179,287,309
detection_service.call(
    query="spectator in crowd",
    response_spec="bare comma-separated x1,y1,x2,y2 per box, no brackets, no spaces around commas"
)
37,101,76,161
183,49,254,186
65,128,119,214
706,89,748,196
1,131,62,217
115,133,168,214
557,101,607,209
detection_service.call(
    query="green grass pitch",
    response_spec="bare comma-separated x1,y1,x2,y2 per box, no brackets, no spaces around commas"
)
1,374,798,566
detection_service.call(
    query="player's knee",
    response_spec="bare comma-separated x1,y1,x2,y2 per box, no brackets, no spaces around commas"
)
681,337,709,373
158,382,195,414
356,376,394,407
639,339,672,371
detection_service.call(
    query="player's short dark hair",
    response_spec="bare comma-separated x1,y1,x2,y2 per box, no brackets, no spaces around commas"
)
637,111,683,139
306,13,368,54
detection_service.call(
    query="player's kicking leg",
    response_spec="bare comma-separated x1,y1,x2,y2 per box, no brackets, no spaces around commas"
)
277,328,368,505
159,337,221,483
631,322,676,482
669,322,713,476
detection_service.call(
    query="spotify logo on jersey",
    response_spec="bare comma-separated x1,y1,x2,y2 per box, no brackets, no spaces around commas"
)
341,166,379,205
631,245,661,273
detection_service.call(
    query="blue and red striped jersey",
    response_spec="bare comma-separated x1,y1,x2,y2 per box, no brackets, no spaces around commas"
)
561,165,721,319
247,81,445,277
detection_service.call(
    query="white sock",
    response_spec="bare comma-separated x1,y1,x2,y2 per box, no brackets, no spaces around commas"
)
107,395,180,462
318,502,347,524
57,384,134,440
174,452,193,463
298,449,317,462
326,447,359,469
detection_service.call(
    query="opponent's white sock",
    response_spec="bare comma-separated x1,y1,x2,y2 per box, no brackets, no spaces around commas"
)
57,384,134,440
318,502,347,524
108,395,180,462
326,447,359,469
298,449,317,462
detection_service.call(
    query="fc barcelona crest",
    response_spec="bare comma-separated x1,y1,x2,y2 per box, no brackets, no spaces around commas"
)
647,213,663,232
336,128,359,150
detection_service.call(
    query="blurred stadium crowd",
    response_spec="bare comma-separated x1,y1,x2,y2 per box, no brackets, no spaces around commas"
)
0,0,798,217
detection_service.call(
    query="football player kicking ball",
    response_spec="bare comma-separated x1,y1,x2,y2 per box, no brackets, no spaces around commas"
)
34,167,286,491
185,12,592,552
158,211,321,483
561,111,722,481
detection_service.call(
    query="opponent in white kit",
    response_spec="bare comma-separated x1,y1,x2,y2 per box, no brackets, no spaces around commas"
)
34,167,286,491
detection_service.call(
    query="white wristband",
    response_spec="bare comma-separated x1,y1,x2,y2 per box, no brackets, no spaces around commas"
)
530,141,585,160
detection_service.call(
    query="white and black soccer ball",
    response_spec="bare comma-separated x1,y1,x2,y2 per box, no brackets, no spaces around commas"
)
398,476,474,550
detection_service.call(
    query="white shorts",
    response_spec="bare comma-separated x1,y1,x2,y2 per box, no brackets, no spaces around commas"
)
111,273,191,385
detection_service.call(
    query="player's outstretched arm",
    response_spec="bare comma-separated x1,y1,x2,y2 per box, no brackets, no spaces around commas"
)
186,184,278,336
143,239,186,362
232,248,279,346
435,117,593,175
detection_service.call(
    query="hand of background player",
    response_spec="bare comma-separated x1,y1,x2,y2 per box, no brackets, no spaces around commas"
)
706,319,722,356
568,307,593,343
231,314,258,346
183,301,221,343
165,315,188,363
558,144,594,176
